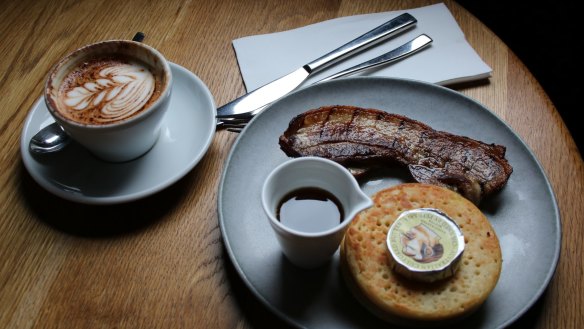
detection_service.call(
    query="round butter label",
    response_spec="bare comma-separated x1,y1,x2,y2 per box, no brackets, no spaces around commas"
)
387,208,464,282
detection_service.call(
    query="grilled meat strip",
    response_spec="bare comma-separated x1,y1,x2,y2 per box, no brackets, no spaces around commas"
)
279,105,513,204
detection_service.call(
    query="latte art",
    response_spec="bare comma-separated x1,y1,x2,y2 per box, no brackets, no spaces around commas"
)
57,57,161,125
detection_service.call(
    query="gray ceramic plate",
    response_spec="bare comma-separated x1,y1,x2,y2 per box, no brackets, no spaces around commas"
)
218,77,560,328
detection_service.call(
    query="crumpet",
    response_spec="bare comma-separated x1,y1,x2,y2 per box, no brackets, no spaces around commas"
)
341,183,502,325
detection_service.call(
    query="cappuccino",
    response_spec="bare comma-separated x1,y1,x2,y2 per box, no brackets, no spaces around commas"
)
56,56,162,125
44,40,172,162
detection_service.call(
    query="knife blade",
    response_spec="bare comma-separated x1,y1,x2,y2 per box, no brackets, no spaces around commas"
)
216,12,417,118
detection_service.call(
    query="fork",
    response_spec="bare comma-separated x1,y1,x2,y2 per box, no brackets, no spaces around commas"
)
218,34,432,133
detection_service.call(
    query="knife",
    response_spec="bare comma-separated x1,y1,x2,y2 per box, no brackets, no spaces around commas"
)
216,12,417,118
217,34,433,131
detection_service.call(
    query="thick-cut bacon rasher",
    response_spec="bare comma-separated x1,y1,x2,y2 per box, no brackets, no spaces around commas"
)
279,105,513,204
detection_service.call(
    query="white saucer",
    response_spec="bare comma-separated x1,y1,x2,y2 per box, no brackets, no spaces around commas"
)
20,63,216,205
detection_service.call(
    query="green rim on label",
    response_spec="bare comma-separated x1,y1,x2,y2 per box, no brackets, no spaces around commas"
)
387,208,465,282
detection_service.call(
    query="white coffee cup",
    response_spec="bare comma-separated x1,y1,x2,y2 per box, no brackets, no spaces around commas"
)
262,157,373,269
44,40,172,162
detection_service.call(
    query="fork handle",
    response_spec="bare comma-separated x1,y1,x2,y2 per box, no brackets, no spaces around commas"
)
316,34,432,83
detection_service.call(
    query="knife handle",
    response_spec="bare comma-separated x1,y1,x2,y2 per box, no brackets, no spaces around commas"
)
305,13,417,74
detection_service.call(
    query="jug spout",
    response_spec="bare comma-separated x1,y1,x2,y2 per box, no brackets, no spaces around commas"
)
346,189,373,221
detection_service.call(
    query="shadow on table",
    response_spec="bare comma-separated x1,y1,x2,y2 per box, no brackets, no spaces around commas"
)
222,247,297,329
456,0,582,153
19,161,193,237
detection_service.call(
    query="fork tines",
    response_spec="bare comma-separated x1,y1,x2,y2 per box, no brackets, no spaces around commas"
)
217,117,249,133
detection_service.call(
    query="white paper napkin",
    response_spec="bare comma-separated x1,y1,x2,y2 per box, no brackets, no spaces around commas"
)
232,3,491,92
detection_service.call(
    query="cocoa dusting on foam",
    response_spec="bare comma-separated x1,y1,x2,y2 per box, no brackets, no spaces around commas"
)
57,56,163,125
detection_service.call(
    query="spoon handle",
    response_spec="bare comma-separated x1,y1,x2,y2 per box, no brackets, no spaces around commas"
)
132,32,145,42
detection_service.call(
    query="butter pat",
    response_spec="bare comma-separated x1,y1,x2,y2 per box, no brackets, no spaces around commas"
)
387,208,465,282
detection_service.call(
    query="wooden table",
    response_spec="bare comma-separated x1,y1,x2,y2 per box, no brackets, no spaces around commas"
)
1,0,582,328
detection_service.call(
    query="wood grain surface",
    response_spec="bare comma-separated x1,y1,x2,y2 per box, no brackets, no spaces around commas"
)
1,0,582,328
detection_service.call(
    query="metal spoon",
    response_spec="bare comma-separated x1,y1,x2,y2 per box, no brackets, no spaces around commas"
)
29,32,146,155
29,122,71,154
